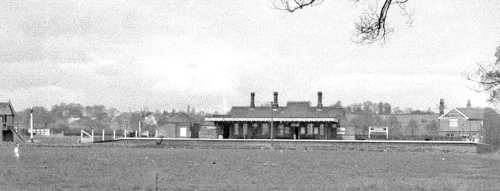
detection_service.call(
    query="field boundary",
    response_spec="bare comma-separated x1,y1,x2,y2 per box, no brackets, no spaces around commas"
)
112,138,480,153
12,137,485,153
116,137,476,144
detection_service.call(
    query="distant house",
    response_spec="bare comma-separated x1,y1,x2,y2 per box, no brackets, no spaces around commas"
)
438,105,484,141
0,101,16,142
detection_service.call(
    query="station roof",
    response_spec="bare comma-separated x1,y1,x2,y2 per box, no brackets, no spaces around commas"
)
206,102,344,122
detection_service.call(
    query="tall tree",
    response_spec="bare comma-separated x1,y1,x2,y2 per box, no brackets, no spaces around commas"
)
383,103,391,114
362,101,374,113
350,113,383,136
16,106,55,129
385,115,402,137
424,119,439,136
378,102,384,114
483,108,500,148
333,100,343,108
408,119,418,137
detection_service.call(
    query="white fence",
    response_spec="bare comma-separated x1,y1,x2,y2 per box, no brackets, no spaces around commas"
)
80,129,94,143
80,129,155,143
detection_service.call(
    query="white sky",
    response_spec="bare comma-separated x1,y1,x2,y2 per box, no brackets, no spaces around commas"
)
1,0,499,113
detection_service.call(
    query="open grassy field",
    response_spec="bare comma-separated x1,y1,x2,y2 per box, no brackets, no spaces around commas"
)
1,145,499,191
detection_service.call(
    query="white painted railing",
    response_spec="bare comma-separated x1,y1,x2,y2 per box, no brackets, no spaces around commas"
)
80,129,94,143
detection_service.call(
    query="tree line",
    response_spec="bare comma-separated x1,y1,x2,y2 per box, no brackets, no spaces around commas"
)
14,103,208,134
332,100,435,115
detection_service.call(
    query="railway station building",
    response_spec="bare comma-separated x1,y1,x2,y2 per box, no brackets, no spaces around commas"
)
205,92,346,139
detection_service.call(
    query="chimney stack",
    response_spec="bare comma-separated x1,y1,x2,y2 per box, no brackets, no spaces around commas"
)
317,91,323,109
250,92,255,108
466,100,471,108
439,99,445,115
272,92,278,108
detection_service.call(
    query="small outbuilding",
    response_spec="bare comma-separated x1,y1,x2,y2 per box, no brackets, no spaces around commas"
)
0,101,16,142
157,113,195,138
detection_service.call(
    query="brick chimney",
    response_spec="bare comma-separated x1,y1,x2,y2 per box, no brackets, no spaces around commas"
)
250,92,255,109
466,100,471,108
439,99,445,115
317,91,323,110
272,92,278,108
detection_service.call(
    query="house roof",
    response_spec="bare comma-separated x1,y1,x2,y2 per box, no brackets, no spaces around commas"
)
0,102,15,115
455,107,484,120
157,112,193,125
207,101,345,121
438,107,485,120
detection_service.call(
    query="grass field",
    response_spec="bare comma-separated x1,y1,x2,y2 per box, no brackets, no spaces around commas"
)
1,145,499,191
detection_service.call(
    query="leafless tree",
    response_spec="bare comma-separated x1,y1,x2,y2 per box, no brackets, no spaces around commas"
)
467,46,500,103
271,0,411,44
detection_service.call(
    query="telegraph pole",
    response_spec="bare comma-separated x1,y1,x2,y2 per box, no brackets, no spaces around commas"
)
30,106,33,143
138,106,143,137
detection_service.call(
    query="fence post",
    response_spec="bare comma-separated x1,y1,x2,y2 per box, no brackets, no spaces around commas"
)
80,129,83,142
113,130,116,140
124,129,127,138
102,129,105,141
135,130,138,137
91,129,94,143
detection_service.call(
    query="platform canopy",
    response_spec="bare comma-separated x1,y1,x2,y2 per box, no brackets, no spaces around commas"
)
205,117,338,122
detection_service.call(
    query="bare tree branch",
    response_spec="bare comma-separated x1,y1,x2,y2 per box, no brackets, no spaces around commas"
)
271,0,411,44
272,0,320,13
468,56,500,103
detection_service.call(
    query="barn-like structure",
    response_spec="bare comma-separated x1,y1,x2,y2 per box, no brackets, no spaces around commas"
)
206,92,345,139
0,101,16,142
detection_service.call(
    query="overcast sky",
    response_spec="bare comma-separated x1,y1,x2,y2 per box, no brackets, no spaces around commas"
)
1,0,499,113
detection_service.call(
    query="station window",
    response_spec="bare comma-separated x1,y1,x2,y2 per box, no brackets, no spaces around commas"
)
313,127,319,135
278,124,284,136
243,123,248,136
319,124,324,136
449,119,458,127
307,123,313,135
262,123,269,135
234,123,239,135
300,127,306,135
